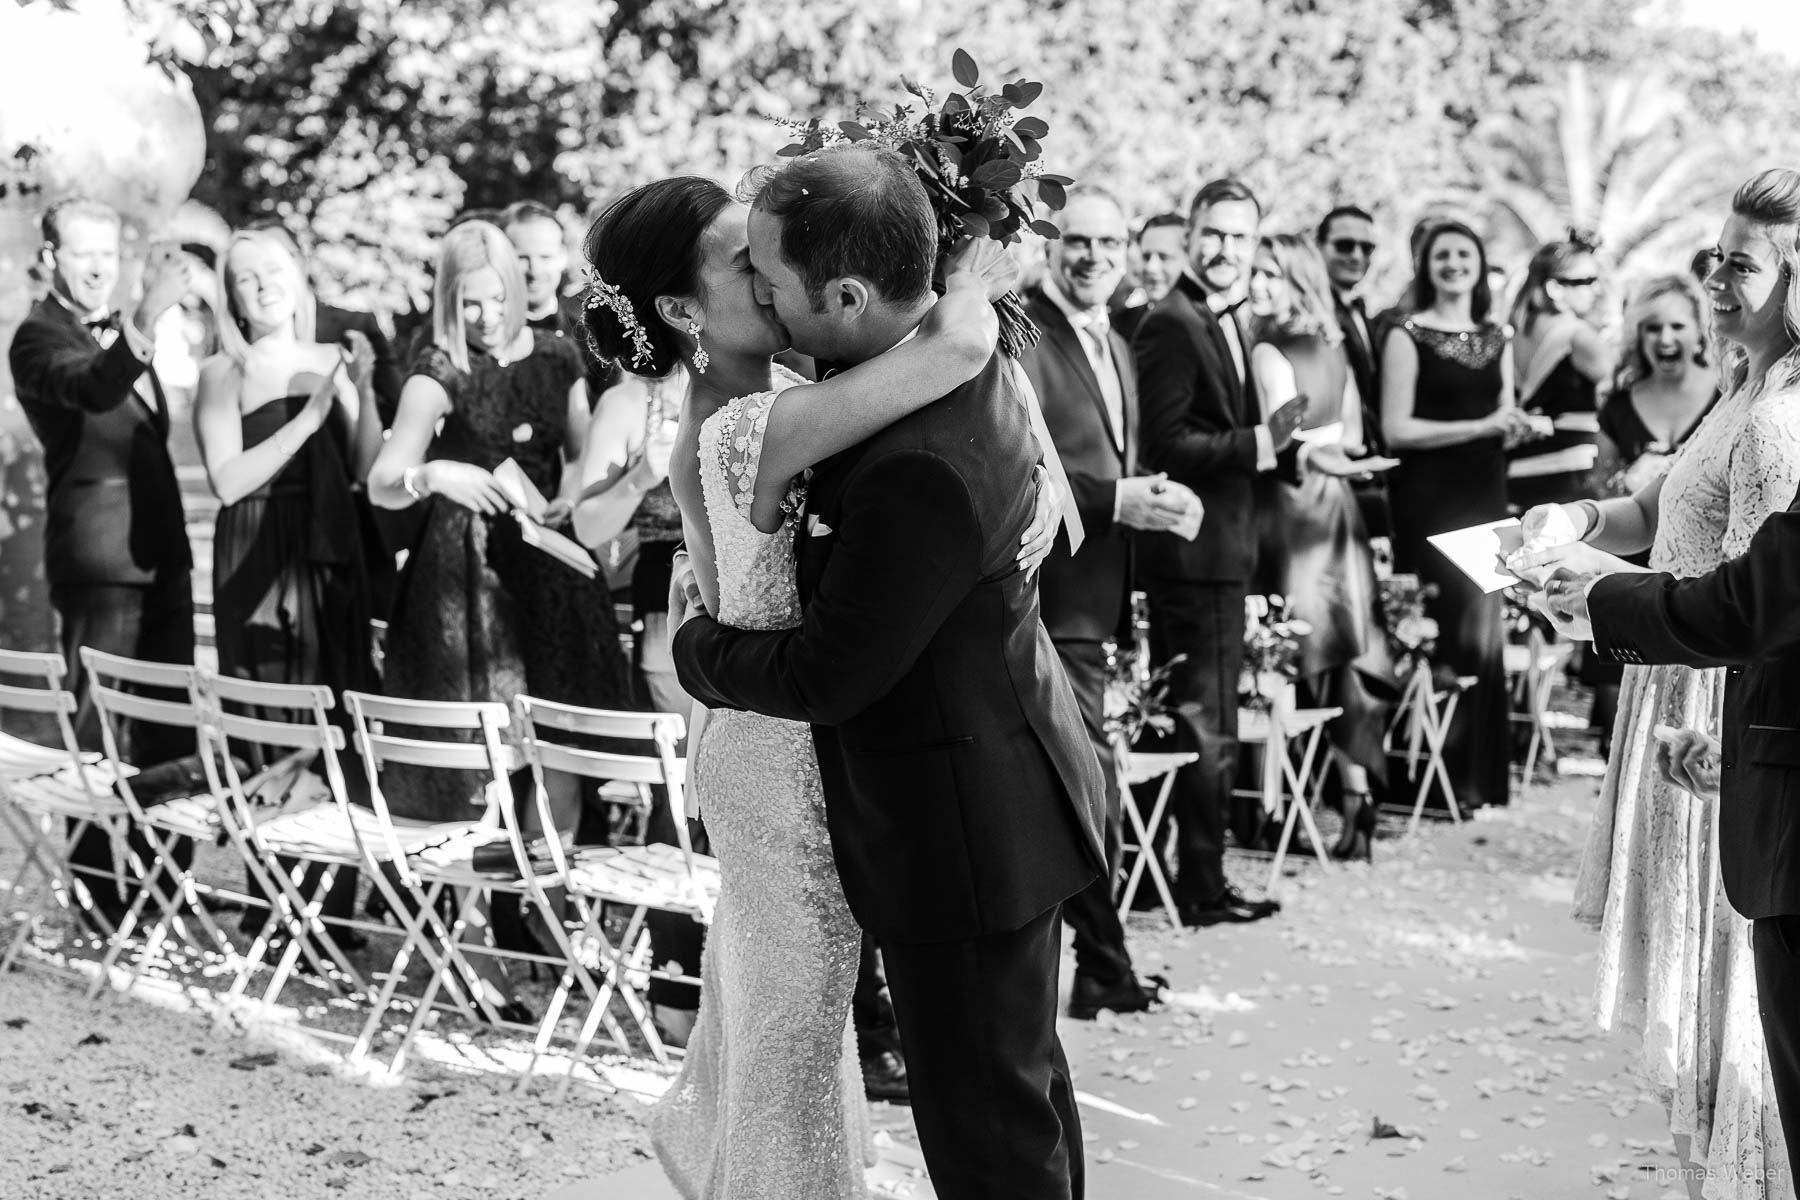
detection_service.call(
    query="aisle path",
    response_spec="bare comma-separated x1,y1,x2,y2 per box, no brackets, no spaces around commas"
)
565,774,1690,1200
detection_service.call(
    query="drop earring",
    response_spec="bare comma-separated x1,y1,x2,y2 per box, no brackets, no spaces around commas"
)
688,319,709,374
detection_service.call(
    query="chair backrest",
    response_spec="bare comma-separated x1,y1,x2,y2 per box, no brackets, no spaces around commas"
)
197,671,370,851
0,648,82,749
79,647,214,819
341,691,520,876
512,694,696,876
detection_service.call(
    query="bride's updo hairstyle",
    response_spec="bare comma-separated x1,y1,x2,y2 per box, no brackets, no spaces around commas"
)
582,177,733,378
1720,167,1800,393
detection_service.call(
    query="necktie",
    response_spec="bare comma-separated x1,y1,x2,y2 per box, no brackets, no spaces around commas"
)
1069,310,1125,451
1219,302,1247,386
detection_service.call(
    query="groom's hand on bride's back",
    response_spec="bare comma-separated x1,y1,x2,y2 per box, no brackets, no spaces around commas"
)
669,549,709,635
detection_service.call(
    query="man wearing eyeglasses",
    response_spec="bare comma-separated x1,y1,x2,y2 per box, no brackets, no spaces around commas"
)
1133,178,1301,928
1019,185,1202,1012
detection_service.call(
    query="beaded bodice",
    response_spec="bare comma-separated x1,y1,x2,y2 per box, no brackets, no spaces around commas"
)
695,367,809,631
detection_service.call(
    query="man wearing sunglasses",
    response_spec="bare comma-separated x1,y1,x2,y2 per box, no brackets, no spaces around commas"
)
1317,205,1390,536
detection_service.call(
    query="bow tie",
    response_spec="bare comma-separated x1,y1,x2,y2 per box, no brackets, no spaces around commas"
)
84,312,121,334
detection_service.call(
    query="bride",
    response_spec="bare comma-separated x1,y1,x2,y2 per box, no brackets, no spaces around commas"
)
580,176,1056,1199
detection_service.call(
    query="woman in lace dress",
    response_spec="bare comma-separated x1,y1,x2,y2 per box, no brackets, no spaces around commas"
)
1522,169,1800,1199
580,177,1053,1200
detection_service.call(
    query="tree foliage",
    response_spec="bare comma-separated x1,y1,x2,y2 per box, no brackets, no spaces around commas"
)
121,0,1800,312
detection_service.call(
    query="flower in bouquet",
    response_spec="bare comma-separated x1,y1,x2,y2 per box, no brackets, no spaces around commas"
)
774,48,1072,357
1240,594,1312,708
1379,573,1439,660
1105,645,1188,747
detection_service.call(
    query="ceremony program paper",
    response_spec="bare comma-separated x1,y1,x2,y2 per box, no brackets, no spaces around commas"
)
1427,518,1523,594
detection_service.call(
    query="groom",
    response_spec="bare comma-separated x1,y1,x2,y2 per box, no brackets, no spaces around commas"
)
672,145,1107,1199
1539,505,1800,1159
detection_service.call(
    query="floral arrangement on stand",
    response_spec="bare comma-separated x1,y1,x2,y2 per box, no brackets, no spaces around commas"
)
1104,644,1188,748
1378,573,1439,668
774,48,1072,357
1239,594,1312,713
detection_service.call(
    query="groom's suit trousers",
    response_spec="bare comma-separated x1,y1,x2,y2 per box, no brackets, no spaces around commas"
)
879,905,1083,1200
1753,916,1800,1162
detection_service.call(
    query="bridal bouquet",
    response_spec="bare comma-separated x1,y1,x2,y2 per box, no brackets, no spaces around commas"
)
1240,595,1313,711
775,48,1072,356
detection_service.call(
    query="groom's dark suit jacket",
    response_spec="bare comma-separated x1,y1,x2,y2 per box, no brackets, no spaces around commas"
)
1590,491,1800,919
673,351,1108,944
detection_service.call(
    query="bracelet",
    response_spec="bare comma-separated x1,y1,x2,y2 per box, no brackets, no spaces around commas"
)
1576,499,1605,542
402,465,427,502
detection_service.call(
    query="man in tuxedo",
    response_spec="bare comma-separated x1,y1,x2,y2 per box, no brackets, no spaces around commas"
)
1020,186,1202,1019
1537,506,1800,1158
1318,204,1391,539
9,198,197,914
502,200,618,404
674,144,1106,1200
1133,178,1303,928
1111,212,1186,345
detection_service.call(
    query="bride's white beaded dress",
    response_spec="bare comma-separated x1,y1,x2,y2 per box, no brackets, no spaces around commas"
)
651,371,872,1200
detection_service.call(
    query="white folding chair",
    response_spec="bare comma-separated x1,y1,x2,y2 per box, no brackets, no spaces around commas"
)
342,691,600,1076
0,648,133,971
78,648,255,999
514,695,716,1090
1117,749,1194,929
1506,631,1577,784
200,673,399,1011
1385,663,1478,834
1240,701,1341,894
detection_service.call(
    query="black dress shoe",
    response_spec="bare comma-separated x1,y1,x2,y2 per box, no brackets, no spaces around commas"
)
1178,886,1280,928
1068,972,1169,1020
861,1050,911,1106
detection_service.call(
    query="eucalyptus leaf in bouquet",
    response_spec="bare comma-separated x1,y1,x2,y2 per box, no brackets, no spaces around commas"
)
774,48,1072,357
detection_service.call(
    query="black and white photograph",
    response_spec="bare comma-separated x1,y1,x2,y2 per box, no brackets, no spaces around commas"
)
3,0,1800,1196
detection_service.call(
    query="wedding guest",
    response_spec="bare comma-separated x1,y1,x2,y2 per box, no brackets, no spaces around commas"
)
1317,206,1383,449
367,220,634,1020
1381,220,1533,812
10,198,197,920
1519,168,1800,1198
241,218,405,606
241,219,402,422
1134,178,1301,926
1019,185,1197,1013
501,200,616,402
1247,233,1397,858
1112,212,1186,343
1579,276,1718,754
195,228,383,939
1507,233,1615,510
1318,204,1391,536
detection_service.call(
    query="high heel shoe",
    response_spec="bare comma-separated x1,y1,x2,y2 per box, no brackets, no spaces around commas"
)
1330,790,1375,862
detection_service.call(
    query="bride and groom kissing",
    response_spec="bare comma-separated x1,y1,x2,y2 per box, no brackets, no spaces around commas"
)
580,146,1109,1197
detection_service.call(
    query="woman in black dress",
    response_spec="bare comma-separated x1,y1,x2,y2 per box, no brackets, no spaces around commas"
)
1381,221,1535,812
1580,274,1718,752
367,221,633,1014
195,229,383,935
1506,234,1615,510
1247,233,1397,857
